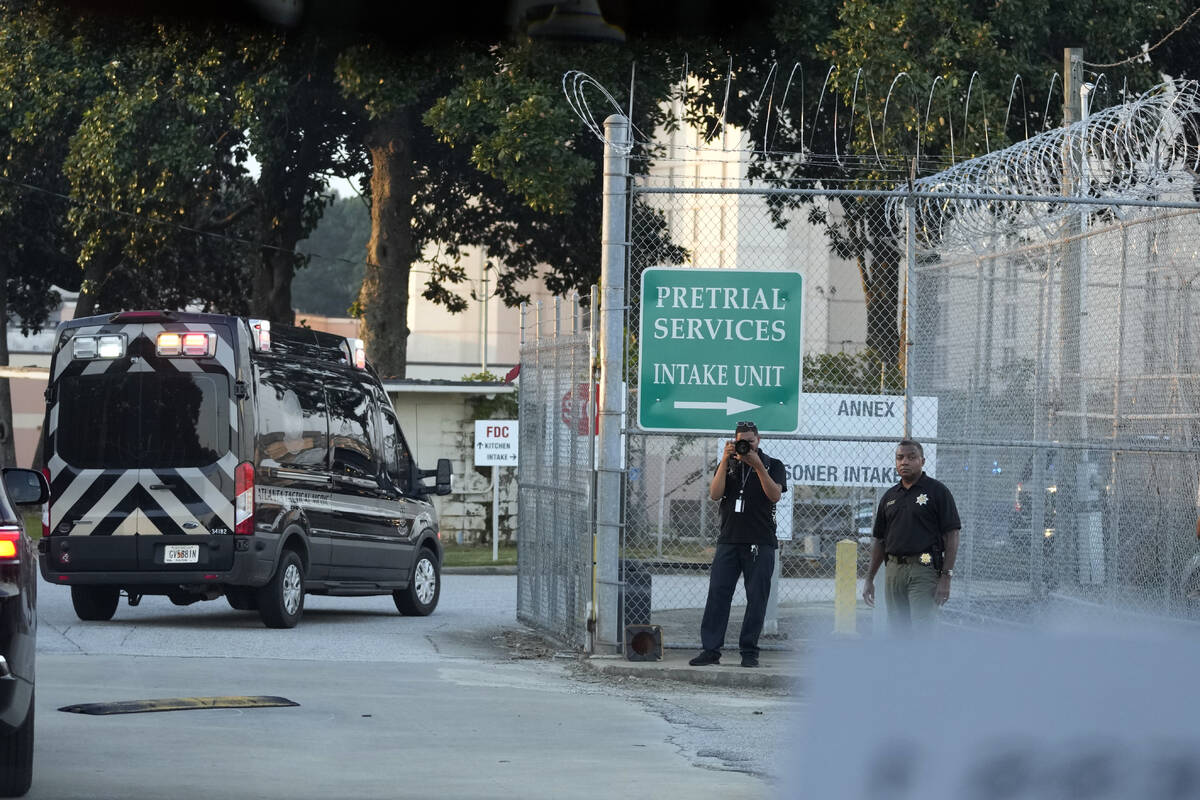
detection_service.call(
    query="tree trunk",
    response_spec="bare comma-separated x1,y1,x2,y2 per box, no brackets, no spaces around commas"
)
358,111,416,379
250,120,323,325
73,246,122,318
251,246,297,324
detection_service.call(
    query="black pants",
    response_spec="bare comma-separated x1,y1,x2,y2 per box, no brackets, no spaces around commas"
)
699,542,776,657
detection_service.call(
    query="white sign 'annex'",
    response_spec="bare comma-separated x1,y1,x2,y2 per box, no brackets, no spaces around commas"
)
771,393,939,488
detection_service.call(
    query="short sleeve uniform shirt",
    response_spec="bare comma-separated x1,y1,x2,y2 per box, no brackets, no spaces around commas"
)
872,472,961,555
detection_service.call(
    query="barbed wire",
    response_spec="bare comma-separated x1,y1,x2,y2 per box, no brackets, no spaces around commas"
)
563,63,1167,173
1083,5,1200,69
890,80,1200,250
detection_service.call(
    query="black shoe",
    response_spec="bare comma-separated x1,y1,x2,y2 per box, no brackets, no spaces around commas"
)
689,650,721,666
741,654,760,668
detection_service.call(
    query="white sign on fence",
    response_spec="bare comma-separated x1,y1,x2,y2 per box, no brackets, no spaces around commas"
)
775,393,939,488
707,394,938,538
474,420,519,466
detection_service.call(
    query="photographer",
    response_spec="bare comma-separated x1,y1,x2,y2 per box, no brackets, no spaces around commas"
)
689,421,787,668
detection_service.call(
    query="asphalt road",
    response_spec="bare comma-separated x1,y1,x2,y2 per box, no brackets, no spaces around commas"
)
26,575,795,799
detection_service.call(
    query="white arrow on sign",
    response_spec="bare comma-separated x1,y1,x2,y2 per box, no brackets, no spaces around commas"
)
673,396,761,415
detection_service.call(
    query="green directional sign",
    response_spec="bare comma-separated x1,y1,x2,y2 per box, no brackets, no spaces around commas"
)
638,267,804,433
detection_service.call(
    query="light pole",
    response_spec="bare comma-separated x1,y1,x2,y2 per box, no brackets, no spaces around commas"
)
480,261,490,374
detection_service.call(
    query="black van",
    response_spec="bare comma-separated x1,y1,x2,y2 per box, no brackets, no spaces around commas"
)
38,311,451,628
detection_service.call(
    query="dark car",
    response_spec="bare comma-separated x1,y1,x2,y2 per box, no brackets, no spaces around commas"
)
0,468,51,797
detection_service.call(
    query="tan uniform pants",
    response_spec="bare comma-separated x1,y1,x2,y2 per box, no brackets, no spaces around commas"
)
884,561,939,632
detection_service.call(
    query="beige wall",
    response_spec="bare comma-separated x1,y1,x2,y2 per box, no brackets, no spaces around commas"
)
405,246,559,381
387,386,518,545
10,353,49,468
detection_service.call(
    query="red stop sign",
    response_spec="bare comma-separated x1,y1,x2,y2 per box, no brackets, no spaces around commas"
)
561,383,599,435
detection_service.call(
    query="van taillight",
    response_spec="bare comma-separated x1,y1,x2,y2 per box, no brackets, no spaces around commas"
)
0,527,21,561
235,462,254,535
41,467,51,538
249,319,271,352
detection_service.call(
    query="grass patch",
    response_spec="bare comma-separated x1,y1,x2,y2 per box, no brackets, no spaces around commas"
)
22,510,42,539
441,542,517,568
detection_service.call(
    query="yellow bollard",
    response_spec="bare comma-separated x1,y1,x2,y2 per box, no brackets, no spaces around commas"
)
833,538,858,635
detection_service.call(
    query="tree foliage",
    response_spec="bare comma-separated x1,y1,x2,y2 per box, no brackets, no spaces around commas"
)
424,38,686,307
9,0,1188,388
682,0,1180,366
64,20,258,315
293,195,370,317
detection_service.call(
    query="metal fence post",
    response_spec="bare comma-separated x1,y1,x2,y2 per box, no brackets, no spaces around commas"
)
904,192,916,439
595,115,630,652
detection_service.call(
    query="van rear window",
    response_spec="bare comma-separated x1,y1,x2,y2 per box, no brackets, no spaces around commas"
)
57,373,229,468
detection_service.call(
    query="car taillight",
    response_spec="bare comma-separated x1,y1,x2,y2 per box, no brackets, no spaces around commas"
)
0,526,21,561
235,462,254,535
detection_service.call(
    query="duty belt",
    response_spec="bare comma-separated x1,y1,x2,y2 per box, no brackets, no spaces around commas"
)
887,553,935,566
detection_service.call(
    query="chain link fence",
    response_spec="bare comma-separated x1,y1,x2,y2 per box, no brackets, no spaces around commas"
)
514,293,596,648
623,185,917,648
915,202,1200,627
517,175,1200,652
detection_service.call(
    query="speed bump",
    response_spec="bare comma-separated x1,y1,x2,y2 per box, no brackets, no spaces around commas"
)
59,696,299,715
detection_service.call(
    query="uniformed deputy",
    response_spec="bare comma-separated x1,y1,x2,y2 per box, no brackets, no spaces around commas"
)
689,421,787,668
862,439,961,631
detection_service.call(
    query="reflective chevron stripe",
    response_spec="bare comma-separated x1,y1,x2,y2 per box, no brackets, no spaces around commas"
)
46,318,241,539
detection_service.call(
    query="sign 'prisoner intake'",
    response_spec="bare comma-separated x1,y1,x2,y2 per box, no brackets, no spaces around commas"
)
638,267,804,433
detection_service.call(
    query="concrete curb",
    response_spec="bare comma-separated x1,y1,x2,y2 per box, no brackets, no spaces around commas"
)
579,653,800,691
443,565,518,576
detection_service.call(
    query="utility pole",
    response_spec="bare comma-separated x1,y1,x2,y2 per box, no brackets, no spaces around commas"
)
480,262,489,373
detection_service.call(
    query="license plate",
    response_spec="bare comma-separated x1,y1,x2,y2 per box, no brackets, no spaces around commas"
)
164,544,199,564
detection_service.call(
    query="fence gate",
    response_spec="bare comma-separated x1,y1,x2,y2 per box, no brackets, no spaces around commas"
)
515,294,595,649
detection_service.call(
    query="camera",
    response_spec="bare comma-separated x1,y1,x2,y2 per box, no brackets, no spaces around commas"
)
734,440,752,456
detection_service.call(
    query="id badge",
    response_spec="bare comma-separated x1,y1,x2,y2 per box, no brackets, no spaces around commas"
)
734,496,744,513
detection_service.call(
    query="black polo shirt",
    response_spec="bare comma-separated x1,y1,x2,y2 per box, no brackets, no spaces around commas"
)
872,472,961,555
717,447,788,548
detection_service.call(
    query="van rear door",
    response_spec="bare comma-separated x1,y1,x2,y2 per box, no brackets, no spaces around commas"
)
47,368,143,570
45,321,237,573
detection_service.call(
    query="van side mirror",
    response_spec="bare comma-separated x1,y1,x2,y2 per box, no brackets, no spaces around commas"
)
435,458,452,496
3,468,49,506
413,458,453,496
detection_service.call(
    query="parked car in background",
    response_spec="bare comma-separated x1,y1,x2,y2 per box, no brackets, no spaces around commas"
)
791,496,879,566
0,468,51,797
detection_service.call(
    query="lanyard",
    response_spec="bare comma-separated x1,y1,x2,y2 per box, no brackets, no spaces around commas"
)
734,462,752,513
737,462,751,496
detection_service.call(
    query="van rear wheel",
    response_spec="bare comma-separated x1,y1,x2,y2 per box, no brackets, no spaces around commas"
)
71,586,120,621
257,550,304,628
394,549,440,616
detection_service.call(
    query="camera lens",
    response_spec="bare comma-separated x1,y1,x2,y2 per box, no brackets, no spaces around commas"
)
735,440,751,455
